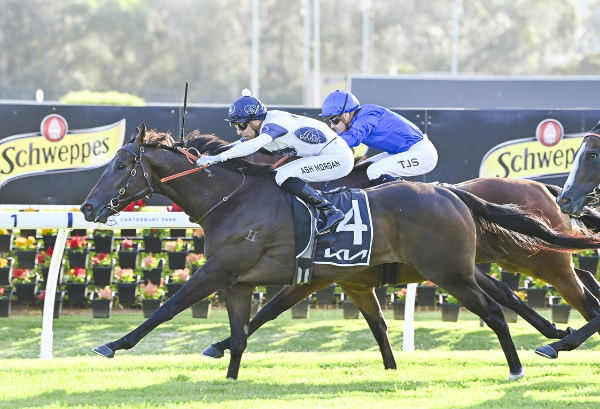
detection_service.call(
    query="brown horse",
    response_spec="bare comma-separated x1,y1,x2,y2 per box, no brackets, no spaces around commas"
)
536,121,600,359
80,126,600,381
202,138,600,362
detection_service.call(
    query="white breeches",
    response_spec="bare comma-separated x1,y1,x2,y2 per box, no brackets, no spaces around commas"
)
366,134,438,179
274,138,354,186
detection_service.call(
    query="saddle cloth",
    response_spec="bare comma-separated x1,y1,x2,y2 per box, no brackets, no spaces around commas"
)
292,188,374,284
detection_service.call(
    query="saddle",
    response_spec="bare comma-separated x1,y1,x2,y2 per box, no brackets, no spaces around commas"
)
291,188,373,284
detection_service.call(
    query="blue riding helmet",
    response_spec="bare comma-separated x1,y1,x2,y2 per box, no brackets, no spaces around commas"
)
320,90,360,118
225,89,267,123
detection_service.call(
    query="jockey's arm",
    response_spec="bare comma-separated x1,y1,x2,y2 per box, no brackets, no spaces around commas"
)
219,133,272,161
340,110,379,148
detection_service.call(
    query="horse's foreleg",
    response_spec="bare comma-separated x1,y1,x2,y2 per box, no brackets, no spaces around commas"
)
205,281,332,358
222,285,255,379
93,263,225,358
475,270,569,339
340,284,397,370
536,313,600,359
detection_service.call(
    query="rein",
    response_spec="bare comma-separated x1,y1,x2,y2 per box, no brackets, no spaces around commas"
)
107,144,155,213
107,143,246,225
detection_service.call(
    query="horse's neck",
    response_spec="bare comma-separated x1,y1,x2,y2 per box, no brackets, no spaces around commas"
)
151,154,244,222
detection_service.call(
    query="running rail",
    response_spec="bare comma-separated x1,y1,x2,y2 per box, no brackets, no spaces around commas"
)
0,211,417,358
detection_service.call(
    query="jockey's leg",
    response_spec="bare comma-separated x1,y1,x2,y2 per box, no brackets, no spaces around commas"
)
281,177,344,234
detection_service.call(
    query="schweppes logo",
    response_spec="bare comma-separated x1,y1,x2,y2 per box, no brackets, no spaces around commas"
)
0,116,126,189
479,118,582,179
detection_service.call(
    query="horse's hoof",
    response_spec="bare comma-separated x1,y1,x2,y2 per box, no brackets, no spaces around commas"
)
202,345,224,359
535,345,558,359
507,368,525,381
92,344,115,358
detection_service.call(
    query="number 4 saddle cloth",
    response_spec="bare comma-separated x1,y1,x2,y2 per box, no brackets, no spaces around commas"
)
292,188,374,284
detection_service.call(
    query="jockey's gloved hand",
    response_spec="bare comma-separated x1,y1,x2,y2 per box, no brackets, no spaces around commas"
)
196,154,223,167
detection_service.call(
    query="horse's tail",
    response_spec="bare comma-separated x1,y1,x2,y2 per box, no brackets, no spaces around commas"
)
544,183,600,234
444,185,600,251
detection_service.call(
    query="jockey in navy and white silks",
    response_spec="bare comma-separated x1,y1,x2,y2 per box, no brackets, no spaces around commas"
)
321,90,438,185
196,89,354,234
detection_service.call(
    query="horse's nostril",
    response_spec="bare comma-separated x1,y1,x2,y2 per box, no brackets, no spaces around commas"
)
81,203,93,212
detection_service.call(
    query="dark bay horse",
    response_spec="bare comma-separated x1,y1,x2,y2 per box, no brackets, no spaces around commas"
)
81,126,600,380
536,122,600,359
203,140,600,363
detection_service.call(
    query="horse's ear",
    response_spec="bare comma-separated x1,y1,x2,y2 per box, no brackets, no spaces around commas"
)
136,123,147,144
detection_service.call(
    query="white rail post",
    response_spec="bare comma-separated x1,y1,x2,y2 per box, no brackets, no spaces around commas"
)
402,282,418,352
40,228,69,359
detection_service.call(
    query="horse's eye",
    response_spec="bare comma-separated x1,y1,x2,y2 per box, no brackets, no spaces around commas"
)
117,163,126,170
586,152,598,160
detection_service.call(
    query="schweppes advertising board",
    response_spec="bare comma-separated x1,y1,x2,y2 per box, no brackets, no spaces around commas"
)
479,118,583,179
0,115,126,190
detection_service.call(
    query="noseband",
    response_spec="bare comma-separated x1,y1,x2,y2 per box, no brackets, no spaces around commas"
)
106,144,156,214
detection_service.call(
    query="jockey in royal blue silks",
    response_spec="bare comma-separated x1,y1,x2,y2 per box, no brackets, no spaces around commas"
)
320,90,438,186
196,89,354,235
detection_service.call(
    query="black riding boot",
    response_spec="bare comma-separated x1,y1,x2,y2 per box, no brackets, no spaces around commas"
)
369,174,402,187
282,177,344,235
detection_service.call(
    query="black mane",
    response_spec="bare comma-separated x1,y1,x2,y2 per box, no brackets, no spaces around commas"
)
183,130,275,176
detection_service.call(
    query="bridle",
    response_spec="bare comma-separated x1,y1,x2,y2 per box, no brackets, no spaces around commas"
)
106,144,156,214
583,132,600,204
106,142,246,225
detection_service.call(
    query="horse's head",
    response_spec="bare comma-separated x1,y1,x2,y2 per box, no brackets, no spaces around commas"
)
557,121,600,216
81,124,163,223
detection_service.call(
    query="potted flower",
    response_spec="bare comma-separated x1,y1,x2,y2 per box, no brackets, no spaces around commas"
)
551,296,571,324
91,253,116,288
416,280,438,308
291,294,311,319
500,268,521,291
167,268,190,298
38,289,65,319
0,287,13,317
114,267,139,307
141,253,165,285
93,229,114,253
576,249,599,276
0,228,13,253
525,277,548,308
37,248,64,286
91,285,114,318
15,235,39,270
192,228,205,254
187,253,206,271
441,294,461,322
66,235,90,268
393,287,407,320
0,256,14,286
343,296,360,319
503,291,524,323
314,284,336,308
41,229,58,251
139,280,165,318
165,238,188,270
192,293,214,318
117,238,139,269
63,266,90,307
12,268,39,304
142,228,166,254
123,199,146,212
